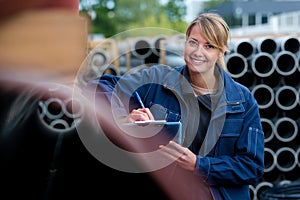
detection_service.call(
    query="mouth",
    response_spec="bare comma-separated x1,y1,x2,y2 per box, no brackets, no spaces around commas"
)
189,57,205,65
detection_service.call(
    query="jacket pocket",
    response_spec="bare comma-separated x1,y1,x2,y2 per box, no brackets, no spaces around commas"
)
215,119,243,155
149,102,181,122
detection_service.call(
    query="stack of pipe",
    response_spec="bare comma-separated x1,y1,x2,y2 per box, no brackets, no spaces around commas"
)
226,36,300,200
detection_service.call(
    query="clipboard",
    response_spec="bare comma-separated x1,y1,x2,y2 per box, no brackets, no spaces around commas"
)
123,121,183,145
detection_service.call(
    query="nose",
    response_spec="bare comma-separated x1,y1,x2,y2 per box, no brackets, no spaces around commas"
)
193,44,206,56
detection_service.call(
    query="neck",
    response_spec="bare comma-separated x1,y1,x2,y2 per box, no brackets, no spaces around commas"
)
190,72,217,90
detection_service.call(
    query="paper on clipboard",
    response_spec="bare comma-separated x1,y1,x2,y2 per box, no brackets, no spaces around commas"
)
122,120,183,145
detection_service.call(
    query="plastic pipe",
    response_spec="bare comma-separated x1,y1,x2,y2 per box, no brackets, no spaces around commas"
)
44,97,65,120
230,38,255,60
255,181,273,200
131,38,152,59
277,36,300,54
274,117,298,143
261,118,275,143
282,69,300,87
254,37,279,55
252,84,275,109
275,85,299,111
164,36,185,56
151,36,166,56
251,52,275,78
296,147,300,168
275,147,297,172
224,53,248,78
249,185,256,200
264,147,277,173
89,49,110,71
63,98,83,119
234,71,257,89
159,53,185,68
275,51,298,76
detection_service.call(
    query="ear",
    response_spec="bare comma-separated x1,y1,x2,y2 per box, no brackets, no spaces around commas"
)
219,50,225,58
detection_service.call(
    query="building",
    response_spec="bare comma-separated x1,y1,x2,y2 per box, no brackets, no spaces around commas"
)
207,1,300,36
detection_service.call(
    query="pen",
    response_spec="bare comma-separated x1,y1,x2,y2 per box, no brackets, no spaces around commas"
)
134,91,145,108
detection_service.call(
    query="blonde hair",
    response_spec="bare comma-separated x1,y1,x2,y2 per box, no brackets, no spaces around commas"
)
186,13,230,69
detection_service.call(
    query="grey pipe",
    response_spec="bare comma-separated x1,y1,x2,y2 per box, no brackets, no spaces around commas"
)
276,36,300,54
274,117,298,143
158,53,185,68
275,51,298,76
225,52,248,78
275,147,297,172
251,52,275,78
44,97,65,120
254,37,279,55
151,36,167,56
63,98,84,119
131,38,152,59
261,118,275,143
255,181,274,200
264,147,277,173
252,84,275,109
90,49,110,71
297,147,300,168
275,85,299,111
229,38,255,60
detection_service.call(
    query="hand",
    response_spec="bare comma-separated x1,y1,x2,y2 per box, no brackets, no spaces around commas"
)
159,141,196,172
127,108,155,122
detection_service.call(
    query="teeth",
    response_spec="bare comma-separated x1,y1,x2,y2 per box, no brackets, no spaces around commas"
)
191,58,204,64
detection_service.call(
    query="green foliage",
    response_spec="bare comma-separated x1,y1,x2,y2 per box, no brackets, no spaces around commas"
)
79,0,188,38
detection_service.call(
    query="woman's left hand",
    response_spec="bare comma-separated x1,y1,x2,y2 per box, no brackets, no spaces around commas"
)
159,141,197,172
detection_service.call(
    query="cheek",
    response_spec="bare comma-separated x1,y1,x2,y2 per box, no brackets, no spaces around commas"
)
208,52,220,62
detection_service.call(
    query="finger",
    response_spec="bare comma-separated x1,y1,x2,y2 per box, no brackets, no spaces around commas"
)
168,141,186,153
159,144,183,158
129,109,151,121
137,108,154,120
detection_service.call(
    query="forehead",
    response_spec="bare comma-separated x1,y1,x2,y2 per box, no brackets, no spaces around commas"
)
188,25,207,42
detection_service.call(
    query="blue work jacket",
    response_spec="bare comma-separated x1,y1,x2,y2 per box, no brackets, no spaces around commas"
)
86,64,265,200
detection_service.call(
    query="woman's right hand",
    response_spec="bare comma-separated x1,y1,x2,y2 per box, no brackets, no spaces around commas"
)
127,108,154,122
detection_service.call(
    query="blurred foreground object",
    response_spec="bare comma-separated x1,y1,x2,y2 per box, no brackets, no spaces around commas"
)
0,4,87,81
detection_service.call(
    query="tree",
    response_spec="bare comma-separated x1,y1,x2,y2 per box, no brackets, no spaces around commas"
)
79,0,188,37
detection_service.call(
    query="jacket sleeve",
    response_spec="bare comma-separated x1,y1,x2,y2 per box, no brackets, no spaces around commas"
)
194,91,265,186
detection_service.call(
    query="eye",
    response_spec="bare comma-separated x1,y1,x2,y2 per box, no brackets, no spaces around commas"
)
205,44,216,49
188,39,198,47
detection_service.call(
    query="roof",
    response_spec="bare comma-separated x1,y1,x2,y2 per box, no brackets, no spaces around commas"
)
209,1,300,16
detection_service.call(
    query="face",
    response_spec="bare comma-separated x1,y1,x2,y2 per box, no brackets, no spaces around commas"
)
184,25,224,76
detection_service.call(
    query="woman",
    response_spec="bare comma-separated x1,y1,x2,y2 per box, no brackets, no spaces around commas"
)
85,13,264,199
